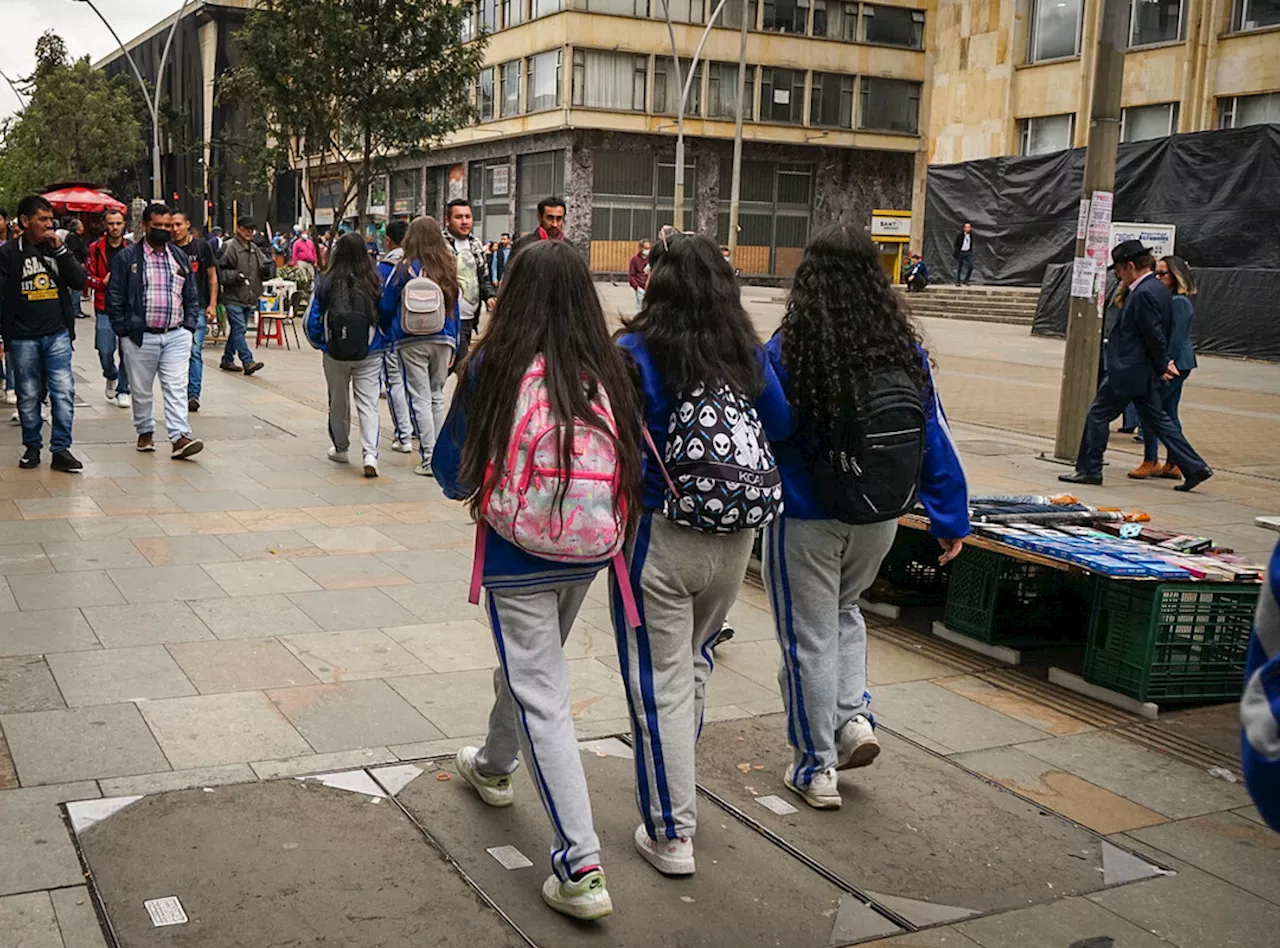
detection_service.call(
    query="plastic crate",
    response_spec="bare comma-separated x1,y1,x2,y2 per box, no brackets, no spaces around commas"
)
870,528,951,605
1084,580,1259,703
943,545,1088,647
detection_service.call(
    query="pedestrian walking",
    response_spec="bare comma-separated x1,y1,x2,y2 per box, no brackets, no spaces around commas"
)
953,221,975,285
442,199,497,361
489,232,512,285
1060,240,1213,491
0,195,86,472
433,239,643,922
108,203,204,460
216,216,268,376
376,220,414,455
85,208,132,408
306,232,385,478
65,219,90,314
378,216,459,476
627,239,651,310
1128,254,1198,481
615,232,794,877
764,224,970,809
511,197,567,255
171,211,217,414
208,226,223,256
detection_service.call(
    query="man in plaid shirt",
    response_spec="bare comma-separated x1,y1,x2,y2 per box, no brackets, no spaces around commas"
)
106,204,204,459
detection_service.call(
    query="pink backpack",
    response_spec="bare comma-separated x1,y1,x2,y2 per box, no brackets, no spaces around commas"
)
468,355,640,627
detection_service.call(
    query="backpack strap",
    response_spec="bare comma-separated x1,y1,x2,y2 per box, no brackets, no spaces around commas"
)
641,426,680,498
468,521,486,606
613,552,641,629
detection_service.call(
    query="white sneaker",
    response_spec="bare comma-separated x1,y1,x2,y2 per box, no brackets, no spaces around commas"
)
784,764,842,809
391,440,413,454
414,461,434,477
836,715,881,770
454,746,514,807
3,390,15,405
114,393,131,409
8,410,18,426
362,454,379,477
104,380,116,401
327,447,349,464
633,823,695,875
541,869,613,921
40,403,50,423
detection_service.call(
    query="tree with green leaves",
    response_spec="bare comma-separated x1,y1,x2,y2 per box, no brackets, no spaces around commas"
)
0,31,144,210
231,0,485,228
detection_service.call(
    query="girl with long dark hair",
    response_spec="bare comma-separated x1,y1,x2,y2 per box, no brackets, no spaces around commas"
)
765,224,969,809
304,231,386,476
378,216,460,476
615,232,793,877
432,240,642,921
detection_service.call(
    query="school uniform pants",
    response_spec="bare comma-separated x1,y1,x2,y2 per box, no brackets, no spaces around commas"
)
395,340,451,464
474,580,601,881
323,352,382,458
762,517,898,787
380,350,413,445
612,513,755,841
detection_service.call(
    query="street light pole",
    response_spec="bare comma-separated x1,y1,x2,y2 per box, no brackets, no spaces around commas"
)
75,0,189,202
726,0,749,267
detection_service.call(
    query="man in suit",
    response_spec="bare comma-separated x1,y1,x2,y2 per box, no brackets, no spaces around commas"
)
1059,240,1213,491
954,222,975,285
489,232,513,284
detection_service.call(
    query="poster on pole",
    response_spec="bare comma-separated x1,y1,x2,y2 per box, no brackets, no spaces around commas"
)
1110,221,1177,260
1076,199,1090,240
1084,191,1114,316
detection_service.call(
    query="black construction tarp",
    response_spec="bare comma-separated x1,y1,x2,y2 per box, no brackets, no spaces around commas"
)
926,124,1280,286
1033,265,1280,362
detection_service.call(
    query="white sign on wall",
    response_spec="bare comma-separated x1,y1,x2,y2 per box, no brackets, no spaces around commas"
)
1110,222,1177,261
870,214,911,237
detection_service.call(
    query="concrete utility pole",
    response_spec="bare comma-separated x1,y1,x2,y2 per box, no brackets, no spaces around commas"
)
726,0,750,266
1054,0,1128,461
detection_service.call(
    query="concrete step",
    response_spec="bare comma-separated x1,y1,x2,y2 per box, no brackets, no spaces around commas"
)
908,300,1039,314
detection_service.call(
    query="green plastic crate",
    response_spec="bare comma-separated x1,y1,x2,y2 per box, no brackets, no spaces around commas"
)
1084,580,1259,703
943,546,1088,647
870,528,951,605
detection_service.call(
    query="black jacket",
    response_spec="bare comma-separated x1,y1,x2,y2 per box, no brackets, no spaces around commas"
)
953,231,975,255
105,241,201,347
0,237,86,342
1105,273,1172,399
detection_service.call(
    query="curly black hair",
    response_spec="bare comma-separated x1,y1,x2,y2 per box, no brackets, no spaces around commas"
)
780,224,930,446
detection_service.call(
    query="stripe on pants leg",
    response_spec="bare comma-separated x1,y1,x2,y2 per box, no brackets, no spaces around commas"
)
774,519,819,784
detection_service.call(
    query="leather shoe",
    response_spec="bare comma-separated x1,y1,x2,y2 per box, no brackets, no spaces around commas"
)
1173,467,1213,492
1128,460,1161,479
1058,471,1102,485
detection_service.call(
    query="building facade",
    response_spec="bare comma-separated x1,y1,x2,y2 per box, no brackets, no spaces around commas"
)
928,0,1280,164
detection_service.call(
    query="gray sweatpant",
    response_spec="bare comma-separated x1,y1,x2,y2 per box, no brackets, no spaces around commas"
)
762,517,898,787
381,349,413,445
474,581,602,881
395,340,450,463
611,513,755,841
323,352,382,458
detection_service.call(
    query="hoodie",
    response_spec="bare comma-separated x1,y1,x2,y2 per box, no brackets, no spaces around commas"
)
1243,541,1280,831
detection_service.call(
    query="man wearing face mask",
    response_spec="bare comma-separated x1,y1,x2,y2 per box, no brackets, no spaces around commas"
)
106,204,204,460
628,239,651,310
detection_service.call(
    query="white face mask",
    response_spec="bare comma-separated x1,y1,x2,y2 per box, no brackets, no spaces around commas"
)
641,249,649,257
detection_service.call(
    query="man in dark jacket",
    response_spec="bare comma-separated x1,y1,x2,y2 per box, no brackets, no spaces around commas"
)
953,222,975,286
216,216,268,375
86,208,132,408
0,194,86,471
1060,240,1212,490
107,203,204,460
511,197,567,255
489,232,513,285
628,239,651,310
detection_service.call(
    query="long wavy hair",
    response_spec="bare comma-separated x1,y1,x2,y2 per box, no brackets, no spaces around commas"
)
781,224,930,446
455,240,642,532
320,231,381,312
396,216,459,313
621,232,762,398
1160,254,1196,296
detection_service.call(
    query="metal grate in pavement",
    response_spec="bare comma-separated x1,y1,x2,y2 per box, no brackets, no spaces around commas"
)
1112,721,1242,778
974,668,1137,729
866,617,997,675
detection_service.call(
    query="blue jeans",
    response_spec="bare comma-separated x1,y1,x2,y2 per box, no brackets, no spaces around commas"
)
11,331,75,453
1143,371,1190,463
955,251,973,285
94,314,130,395
189,311,207,398
222,303,255,367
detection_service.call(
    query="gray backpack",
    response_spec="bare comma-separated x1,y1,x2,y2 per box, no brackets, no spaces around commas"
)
398,263,446,335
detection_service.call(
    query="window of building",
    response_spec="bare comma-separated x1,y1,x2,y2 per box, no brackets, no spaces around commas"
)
1232,0,1280,30
1029,0,1081,62
390,169,421,218
460,3,476,41
479,0,499,31
813,1,857,39
722,0,759,28
651,0,703,23
572,49,647,111
534,0,562,16
760,67,805,124
707,61,755,120
1121,102,1178,141
654,59,702,116
1018,113,1076,154
469,159,513,241
1219,92,1280,128
527,49,563,111
501,60,521,116
859,77,921,133
518,151,565,233
1129,0,1182,46
861,5,925,48
579,0,647,12
503,0,527,26
762,0,808,33
717,159,812,275
478,67,495,122
809,72,854,127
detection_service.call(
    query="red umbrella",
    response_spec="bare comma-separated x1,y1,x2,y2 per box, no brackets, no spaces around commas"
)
41,186,128,214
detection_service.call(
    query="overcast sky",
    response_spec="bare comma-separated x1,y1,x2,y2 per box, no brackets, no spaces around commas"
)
3,0,187,123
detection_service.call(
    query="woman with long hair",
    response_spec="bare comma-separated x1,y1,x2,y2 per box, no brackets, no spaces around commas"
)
765,224,969,809
377,216,460,475
432,240,642,921
615,232,793,877
304,231,386,476
1128,254,1198,481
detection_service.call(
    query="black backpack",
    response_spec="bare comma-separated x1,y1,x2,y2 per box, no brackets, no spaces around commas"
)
323,279,375,362
810,368,926,524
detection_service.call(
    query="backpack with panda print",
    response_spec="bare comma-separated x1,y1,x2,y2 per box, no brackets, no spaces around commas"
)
646,382,783,535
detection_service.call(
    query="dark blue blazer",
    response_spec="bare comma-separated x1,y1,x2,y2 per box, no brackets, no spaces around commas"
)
105,241,200,348
1104,273,1172,399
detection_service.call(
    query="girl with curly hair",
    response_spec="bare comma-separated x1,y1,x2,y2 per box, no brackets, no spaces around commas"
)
764,224,970,809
